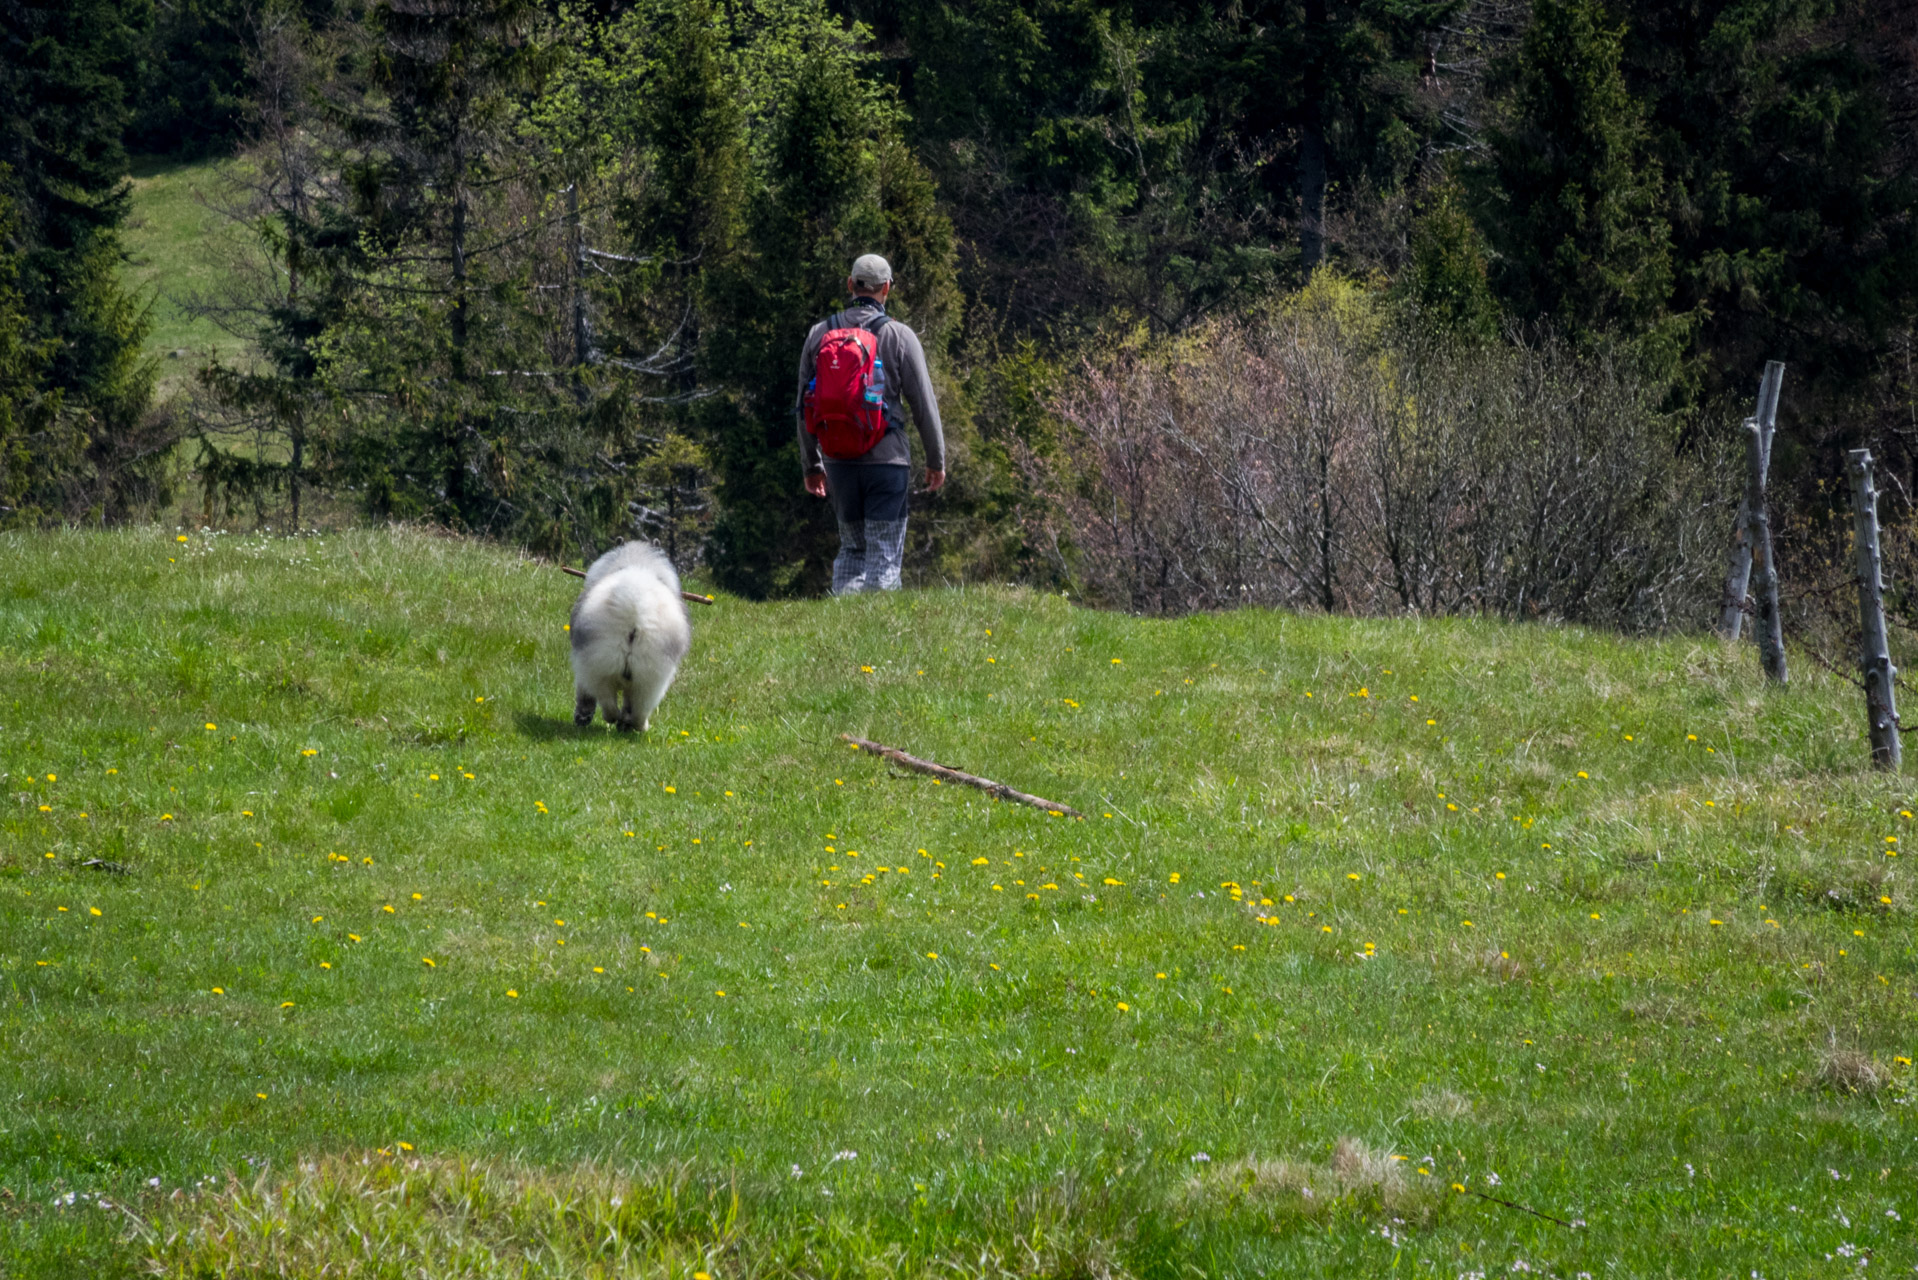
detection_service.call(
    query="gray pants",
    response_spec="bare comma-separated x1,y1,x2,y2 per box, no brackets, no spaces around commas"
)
823,462,909,594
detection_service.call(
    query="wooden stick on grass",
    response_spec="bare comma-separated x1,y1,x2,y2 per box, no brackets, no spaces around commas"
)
559,563,714,605
840,734,1083,818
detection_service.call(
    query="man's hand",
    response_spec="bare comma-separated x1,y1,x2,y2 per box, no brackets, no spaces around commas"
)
926,469,946,493
804,471,827,498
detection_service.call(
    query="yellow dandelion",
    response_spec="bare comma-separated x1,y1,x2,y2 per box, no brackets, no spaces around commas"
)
1116,1002,1130,1012
280,1001,294,1008
205,723,217,731
507,989,519,998
211,987,224,995
421,957,435,967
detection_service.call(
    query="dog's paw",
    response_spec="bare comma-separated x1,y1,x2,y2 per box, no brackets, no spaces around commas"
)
614,715,637,733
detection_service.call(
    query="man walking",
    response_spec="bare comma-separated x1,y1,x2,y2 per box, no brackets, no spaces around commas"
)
796,254,945,593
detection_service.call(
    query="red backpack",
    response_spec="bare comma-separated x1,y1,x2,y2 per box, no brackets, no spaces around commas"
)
802,312,891,460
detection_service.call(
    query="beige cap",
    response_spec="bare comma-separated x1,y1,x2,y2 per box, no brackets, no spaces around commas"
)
849,253,892,289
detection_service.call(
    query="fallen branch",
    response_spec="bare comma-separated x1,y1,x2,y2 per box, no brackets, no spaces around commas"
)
1462,1187,1576,1229
840,734,1083,817
558,563,713,605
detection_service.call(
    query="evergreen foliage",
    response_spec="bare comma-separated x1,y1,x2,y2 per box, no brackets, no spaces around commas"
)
1476,0,1681,365
8,0,1918,595
0,0,161,524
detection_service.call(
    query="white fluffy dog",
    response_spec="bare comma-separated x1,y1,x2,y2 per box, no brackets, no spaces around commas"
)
569,542,691,732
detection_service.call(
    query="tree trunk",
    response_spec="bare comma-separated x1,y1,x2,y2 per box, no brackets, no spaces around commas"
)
1745,417,1787,682
1718,360,1785,637
1849,448,1900,769
447,129,469,514
567,182,590,369
289,423,303,530
1298,0,1328,281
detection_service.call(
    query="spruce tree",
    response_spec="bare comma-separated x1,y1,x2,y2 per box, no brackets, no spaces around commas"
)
1477,0,1680,360
0,189,66,525
0,0,161,520
322,0,555,529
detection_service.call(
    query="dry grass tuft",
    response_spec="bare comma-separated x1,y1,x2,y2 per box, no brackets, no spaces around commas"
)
1409,1088,1474,1120
1817,1038,1888,1095
1185,1136,1426,1217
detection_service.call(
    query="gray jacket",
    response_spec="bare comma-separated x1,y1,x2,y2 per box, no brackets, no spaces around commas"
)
795,299,944,471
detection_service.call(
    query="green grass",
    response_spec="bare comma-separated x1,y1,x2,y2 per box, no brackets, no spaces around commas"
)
123,156,255,394
2,526,1914,1278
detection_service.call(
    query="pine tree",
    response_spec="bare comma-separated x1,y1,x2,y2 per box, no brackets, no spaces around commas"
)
0,189,67,525
1400,177,1499,340
189,5,355,530
322,0,556,529
1477,0,1680,359
0,0,162,520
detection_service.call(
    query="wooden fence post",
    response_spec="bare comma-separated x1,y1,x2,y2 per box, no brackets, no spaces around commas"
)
1848,448,1900,770
1745,417,1788,682
1719,361,1786,638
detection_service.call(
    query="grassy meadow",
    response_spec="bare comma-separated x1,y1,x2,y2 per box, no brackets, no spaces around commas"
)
123,157,255,394
2,526,1914,1278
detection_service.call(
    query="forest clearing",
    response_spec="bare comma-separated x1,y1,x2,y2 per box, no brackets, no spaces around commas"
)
3,527,1912,1276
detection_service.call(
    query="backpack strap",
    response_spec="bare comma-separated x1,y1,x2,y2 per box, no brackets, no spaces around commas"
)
823,307,889,338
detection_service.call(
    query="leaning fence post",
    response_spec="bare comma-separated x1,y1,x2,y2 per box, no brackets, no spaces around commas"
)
1719,361,1786,638
1848,448,1900,769
1745,418,1788,682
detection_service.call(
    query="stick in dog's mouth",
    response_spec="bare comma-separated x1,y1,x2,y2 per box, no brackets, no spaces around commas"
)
559,563,713,604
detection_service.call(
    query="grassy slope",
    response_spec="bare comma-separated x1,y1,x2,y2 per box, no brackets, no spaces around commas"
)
123,157,254,395
1,527,1913,1278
